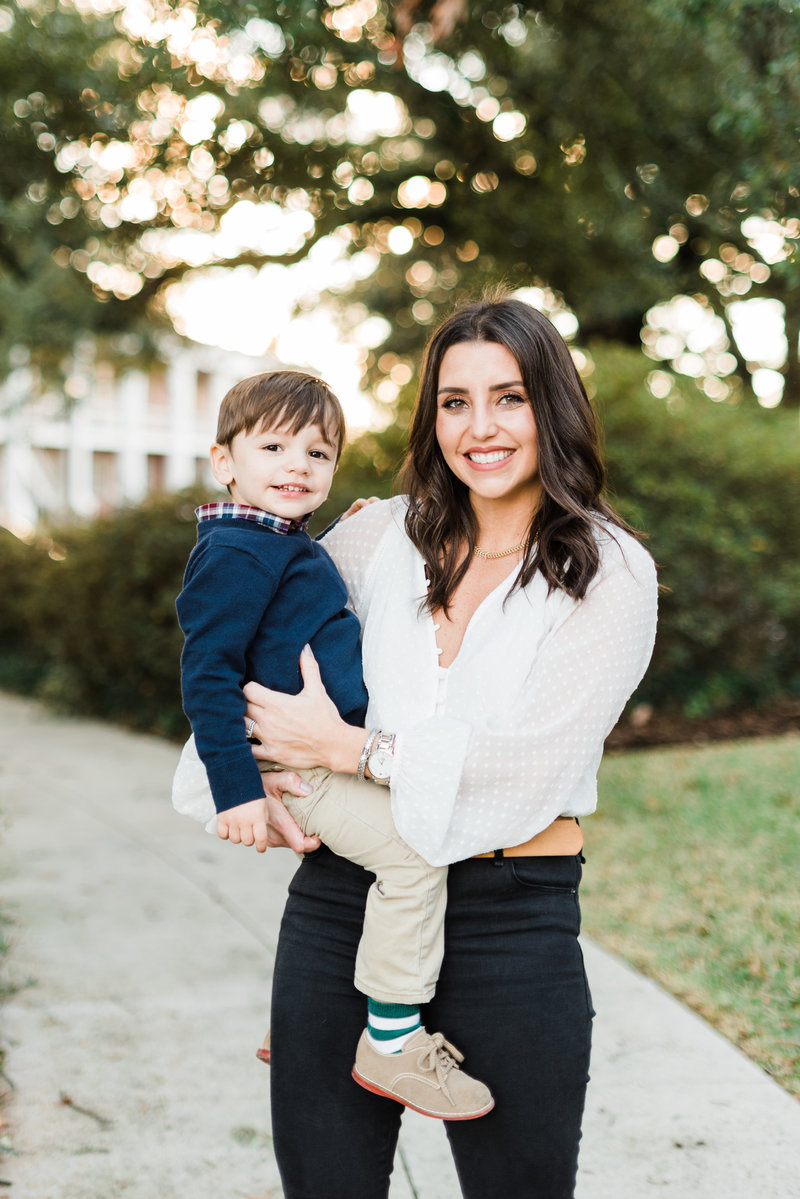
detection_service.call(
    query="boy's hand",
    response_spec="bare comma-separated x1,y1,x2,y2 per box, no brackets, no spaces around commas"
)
216,777,320,854
217,798,269,853
340,496,379,521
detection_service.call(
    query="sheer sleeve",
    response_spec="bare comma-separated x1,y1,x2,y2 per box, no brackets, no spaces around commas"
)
390,533,658,866
318,498,398,612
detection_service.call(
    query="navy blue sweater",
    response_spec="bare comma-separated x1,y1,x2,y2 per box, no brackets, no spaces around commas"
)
176,517,368,813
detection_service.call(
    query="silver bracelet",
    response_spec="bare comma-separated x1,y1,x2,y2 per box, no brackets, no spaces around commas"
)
357,729,379,782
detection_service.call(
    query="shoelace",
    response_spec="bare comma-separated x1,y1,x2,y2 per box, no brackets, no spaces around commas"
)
416,1032,464,1106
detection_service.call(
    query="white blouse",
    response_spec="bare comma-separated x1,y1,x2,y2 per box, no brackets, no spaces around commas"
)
323,497,658,868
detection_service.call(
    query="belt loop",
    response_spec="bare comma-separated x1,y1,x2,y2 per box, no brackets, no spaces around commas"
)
493,848,505,867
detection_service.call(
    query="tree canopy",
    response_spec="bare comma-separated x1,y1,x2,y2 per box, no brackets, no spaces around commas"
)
2,0,798,401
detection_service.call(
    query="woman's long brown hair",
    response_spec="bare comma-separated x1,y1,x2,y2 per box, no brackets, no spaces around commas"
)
399,295,630,612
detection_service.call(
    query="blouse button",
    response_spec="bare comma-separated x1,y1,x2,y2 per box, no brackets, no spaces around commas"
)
436,647,443,655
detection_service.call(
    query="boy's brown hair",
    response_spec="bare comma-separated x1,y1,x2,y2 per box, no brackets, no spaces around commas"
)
216,370,347,460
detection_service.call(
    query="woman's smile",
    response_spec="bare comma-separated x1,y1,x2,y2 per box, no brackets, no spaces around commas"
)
463,447,516,468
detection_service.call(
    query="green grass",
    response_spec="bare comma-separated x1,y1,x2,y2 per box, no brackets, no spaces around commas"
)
583,733,800,1098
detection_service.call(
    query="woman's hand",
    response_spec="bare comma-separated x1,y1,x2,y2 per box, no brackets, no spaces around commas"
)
244,645,362,773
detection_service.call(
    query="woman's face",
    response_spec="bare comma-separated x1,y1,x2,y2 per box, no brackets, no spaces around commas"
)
434,340,542,512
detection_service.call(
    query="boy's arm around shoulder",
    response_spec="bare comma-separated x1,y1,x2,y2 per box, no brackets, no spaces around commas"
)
315,496,395,612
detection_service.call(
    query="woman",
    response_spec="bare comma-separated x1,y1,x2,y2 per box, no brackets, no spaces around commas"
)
244,296,658,1198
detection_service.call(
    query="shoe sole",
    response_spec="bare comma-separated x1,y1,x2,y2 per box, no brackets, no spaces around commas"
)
351,1068,495,1120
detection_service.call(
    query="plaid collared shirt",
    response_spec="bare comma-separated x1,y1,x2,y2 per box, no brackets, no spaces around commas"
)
195,502,312,534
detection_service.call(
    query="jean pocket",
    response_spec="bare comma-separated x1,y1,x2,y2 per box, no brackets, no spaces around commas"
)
508,856,579,894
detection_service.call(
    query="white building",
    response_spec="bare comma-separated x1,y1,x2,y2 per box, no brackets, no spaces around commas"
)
0,342,279,536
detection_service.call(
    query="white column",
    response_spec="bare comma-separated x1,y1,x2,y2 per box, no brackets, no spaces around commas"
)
118,370,149,503
66,401,95,517
0,371,37,533
5,441,38,534
166,354,197,491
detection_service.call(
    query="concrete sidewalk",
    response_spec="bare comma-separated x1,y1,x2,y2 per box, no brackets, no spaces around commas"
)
0,693,797,1198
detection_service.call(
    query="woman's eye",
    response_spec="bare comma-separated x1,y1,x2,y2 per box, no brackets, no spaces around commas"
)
441,396,467,410
499,392,525,406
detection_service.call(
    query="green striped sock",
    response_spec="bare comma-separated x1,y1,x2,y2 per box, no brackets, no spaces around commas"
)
366,999,422,1055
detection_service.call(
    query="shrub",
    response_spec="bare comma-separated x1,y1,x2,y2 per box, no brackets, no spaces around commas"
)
0,528,54,692
14,491,204,737
592,344,800,715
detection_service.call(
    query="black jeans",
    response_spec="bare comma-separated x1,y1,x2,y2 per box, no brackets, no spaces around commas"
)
270,846,594,1199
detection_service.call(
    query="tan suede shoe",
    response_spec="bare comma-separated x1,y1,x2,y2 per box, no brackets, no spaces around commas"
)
352,1027,494,1120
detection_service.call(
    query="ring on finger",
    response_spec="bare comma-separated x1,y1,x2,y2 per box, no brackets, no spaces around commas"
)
246,718,257,741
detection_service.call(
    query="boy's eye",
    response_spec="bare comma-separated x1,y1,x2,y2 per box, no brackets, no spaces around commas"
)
310,449,331,460
263,443,282,452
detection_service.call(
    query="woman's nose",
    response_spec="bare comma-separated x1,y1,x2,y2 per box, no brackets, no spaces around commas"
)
469,400,499,438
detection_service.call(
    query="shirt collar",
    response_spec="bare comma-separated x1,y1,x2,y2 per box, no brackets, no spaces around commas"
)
195,502,312,534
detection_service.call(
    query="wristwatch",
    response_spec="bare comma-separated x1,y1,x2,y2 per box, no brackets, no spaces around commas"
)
367,731,396,786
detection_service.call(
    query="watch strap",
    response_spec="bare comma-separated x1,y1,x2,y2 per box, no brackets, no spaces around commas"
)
357,729,379,782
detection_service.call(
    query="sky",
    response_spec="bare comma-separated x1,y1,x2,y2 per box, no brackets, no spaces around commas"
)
157,86,414,430
166,233,389,429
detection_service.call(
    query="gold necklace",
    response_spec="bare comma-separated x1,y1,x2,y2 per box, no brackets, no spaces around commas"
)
473,540,527,560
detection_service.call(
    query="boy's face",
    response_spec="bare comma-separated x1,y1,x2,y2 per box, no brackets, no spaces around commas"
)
210,421,338,518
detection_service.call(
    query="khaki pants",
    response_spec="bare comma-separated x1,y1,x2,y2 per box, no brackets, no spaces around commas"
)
261,763,446,1004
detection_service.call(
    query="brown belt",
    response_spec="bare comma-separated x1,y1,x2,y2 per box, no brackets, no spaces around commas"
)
472,816,582,859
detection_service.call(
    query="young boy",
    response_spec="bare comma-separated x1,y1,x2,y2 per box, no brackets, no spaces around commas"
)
174,370,493,1121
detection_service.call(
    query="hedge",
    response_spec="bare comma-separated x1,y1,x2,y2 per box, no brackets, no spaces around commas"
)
0,492,202,738
593,344,800,716
0,344,797,734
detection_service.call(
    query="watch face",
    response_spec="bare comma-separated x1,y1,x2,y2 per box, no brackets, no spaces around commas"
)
369,750,392,779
